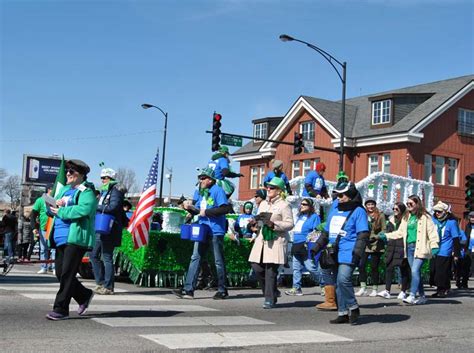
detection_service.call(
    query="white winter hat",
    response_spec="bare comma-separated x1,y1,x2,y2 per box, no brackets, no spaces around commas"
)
100,168,117,179
432,201,450,213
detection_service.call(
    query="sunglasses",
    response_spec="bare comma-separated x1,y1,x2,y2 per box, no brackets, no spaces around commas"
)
406,202,416,206
267,186,277,190
336,193,345,198
199,177,209,181
301,203,310,206
100,176,108,180
66,168,78,175
393,208,399,212
434,210,443,214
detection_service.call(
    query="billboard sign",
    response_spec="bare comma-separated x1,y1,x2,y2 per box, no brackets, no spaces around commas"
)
22,154,62,185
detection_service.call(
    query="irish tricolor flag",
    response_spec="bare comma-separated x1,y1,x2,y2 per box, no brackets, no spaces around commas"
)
44,156,67,239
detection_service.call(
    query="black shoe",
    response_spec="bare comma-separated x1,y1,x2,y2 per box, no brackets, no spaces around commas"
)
349,308,360,325
437,291,447,298
276,289,282,297
213,291,229,300
330,315,349,324
173,288,194,299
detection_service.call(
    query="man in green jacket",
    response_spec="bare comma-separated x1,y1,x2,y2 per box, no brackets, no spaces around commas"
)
46,159,98,321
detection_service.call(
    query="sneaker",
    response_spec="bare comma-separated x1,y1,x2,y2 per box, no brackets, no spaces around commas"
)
37,268,48,274
285,288,303,296
415,296,428,305
96,287,114,295
403,294,416,305
93,285,104,293
397,291,407,300
77,291,94,316
368,289,378,297
355,287,368,296
377,290,391,299
263,300,275,309
173,288,194,299
213,291,229,300
46,311,69,321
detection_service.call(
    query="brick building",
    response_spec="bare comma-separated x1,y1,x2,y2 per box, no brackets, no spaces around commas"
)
233,75,474,218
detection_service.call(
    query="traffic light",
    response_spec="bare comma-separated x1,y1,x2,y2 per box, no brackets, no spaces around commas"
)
465,173,474,211
293,132,303,154
212,112,222,151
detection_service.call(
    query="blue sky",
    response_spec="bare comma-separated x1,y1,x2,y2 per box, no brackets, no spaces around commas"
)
1,0,473,198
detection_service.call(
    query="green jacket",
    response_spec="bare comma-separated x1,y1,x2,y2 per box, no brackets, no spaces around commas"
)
50,182,98,249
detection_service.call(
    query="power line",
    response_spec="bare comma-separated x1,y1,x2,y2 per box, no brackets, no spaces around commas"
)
1,129,163,143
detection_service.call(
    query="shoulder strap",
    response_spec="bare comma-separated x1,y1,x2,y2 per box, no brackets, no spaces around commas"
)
340,207,358,232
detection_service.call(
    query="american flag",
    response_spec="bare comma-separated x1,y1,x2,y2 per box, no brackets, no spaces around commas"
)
128,150,159,249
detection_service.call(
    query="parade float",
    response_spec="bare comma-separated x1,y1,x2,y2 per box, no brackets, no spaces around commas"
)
114,172,434,287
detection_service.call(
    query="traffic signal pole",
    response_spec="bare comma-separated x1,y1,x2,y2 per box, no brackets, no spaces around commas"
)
205,130,340,154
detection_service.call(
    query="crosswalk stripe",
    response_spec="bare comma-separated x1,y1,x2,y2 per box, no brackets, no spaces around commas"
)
141,330,352,349
20,293,170,301
0,286,127,293
93,316,273,327
66,304,218,312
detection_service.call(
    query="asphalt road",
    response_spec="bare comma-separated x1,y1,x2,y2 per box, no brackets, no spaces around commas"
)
1,263,473,353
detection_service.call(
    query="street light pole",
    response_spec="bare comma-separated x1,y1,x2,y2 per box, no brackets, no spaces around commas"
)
279,34,347,172
141,103,168,206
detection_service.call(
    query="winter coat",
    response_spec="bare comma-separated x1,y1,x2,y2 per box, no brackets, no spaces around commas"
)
49,182,98,250
366,212,386,253
17,216,33,244
97,183,125,247
385,215,405,266
248,196,294,265
386,213,439,259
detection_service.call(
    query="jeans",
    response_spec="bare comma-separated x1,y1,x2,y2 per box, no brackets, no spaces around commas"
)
3,232,14,260
406,243,425,297
292,254,321,289
321,266,337,286
39,229,55,270
336,264,358,315
184,236,227,293
90,236,115,289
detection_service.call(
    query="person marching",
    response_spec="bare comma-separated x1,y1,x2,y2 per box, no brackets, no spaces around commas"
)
46,159,97,320
381,195,439,305
456,211,474,288
355,199,386,297
248,177,294,309
285,198,321,296
378,202,411,299
90,168,126,295
311,181,369,324
263,160,292,195
175,167,232,300
430,201,460,298
208,146,243,198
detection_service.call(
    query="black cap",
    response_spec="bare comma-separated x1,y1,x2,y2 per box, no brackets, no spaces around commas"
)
364,198,376,206
66,159,90,175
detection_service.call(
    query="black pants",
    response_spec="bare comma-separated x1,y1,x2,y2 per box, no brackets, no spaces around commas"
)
359,252,382,285
385,258,411,292
251,262,279,303
17,243,29,259
455,256,471,287
53,244,92,315
433,255,453,292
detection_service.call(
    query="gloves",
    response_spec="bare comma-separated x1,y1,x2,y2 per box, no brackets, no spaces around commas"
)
431,248,439,256
263,220,274,229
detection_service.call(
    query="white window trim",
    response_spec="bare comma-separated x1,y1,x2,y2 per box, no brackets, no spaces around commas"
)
303,160,312,176
253,122,268,141
447,158,458,186
458,108,474,136
372,99,391,125
382,153,391,173
435,156,445,185
250,167,258,189
292,161,300,179
259,166,265,187
300,121,315,141
368,154,379,175
424,154,432,183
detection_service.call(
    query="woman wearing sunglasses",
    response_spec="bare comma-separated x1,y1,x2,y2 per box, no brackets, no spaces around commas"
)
381,195,439,305
285,198,321,297
311,181,369,324
248,177,294,309
378,202,411,300
430,201,460,298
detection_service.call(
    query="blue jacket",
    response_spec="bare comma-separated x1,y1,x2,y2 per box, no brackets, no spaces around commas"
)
97,183,125,247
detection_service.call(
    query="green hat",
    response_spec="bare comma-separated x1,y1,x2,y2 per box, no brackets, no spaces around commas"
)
198,167,216,180
219,146,229,154
264,177,286,191
336,171,348,181
244,201,254,210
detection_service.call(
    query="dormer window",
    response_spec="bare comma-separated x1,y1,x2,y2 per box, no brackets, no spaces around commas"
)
300,121,315,141
372,99,392,125
254,122,268,140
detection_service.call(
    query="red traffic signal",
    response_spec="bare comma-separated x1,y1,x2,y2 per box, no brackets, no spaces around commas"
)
212,112,222,151
293,132,303,154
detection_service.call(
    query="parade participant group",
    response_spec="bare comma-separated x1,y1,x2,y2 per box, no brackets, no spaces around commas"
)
2,151,473,326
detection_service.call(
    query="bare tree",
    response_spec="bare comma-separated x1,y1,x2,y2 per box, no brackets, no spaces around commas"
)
115,167,139,193
2,175,21,209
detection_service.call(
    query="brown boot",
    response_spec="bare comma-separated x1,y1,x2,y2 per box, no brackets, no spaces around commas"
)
316,285,337,311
